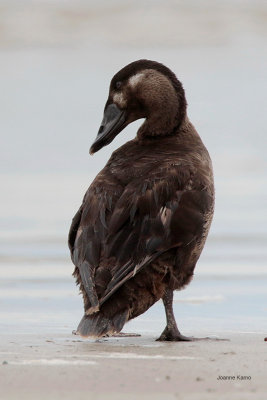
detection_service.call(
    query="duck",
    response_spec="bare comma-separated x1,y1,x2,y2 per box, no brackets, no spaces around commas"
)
68,59,214,341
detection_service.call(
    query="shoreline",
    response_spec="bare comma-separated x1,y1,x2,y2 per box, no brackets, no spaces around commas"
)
1,332,266,399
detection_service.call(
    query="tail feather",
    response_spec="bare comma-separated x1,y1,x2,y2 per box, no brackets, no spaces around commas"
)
76,309,129,338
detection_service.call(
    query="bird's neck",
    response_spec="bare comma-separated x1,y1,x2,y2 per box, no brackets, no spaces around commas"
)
137,111,188,140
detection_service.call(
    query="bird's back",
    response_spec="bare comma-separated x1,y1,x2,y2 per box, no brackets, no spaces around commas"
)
69,123,214,337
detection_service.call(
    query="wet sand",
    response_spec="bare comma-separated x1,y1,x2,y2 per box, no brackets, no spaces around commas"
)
1,332,267,399
1,263,267,399
1,261,266,399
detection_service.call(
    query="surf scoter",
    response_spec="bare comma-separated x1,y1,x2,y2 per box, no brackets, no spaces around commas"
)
68,59,214,341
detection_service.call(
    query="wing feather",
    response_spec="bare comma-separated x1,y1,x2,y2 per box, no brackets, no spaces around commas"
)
69,166,212,313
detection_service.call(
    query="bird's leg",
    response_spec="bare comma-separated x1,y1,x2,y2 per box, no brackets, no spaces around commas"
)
157,288,193,341
156,289,204,341
157,289,228,342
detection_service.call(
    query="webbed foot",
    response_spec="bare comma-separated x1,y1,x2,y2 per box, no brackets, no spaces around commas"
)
156,326,228,342
105,332,141,338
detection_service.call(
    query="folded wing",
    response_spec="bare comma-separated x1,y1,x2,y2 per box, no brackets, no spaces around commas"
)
69,166,211,313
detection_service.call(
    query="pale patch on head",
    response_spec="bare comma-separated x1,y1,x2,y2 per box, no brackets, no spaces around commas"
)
113,92,127,108
128,73,145,89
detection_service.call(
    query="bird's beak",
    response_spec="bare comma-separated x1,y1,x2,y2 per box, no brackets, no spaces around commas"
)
90,103,127,154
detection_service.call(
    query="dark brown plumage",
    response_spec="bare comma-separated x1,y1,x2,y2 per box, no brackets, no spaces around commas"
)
68,59,214,340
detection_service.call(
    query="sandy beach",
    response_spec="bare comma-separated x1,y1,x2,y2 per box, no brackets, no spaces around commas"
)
1,262,267,399
1,332,267,399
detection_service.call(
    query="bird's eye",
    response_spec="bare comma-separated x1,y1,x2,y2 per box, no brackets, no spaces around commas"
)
115,81,122,89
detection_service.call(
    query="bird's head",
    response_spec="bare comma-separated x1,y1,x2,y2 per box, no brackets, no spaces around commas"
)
90,59,187,154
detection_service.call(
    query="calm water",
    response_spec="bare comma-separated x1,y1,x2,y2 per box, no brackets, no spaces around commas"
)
0,0,266,335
